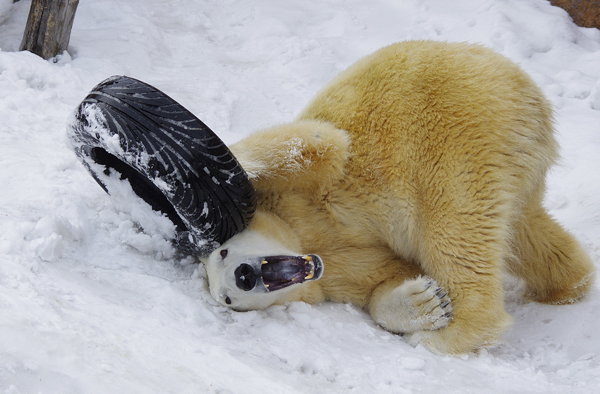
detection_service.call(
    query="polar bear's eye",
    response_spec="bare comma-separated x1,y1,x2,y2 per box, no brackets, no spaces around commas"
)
220,249,228,259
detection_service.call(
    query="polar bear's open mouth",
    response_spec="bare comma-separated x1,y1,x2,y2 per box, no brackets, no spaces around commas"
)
234,254,323,292
261,255,323,291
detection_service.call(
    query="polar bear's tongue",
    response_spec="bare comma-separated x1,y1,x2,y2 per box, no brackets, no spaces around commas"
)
260,254,323,291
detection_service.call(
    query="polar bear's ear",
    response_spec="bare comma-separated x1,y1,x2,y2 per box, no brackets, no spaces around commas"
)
230,120,350,188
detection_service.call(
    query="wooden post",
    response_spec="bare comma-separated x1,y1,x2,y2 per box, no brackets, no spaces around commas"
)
19,0,79,60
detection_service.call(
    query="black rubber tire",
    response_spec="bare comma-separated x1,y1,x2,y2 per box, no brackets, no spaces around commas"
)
68,75,256,256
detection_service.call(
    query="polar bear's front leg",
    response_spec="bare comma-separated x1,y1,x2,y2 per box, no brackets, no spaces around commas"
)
369,276,453,334
230,120,350,189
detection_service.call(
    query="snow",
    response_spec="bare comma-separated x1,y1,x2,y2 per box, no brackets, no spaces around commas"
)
1,0,600,392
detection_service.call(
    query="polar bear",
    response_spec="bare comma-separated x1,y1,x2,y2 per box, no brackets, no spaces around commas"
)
202,41,595,354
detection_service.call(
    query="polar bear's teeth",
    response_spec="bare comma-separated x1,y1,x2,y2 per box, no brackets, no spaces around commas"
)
261,260,268,265
304,257,316,280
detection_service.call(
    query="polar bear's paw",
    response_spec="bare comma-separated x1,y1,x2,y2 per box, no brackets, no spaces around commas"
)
371,276,453,334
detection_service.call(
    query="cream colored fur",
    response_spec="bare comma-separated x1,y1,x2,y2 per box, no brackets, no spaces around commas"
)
204,41,595,354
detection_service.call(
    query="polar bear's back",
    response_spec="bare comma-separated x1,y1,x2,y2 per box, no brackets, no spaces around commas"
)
297,41,558,193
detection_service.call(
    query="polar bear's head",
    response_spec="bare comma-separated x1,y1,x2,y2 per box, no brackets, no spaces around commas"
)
202,211,324,311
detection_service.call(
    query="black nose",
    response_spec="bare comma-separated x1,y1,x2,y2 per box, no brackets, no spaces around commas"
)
235,263,258,291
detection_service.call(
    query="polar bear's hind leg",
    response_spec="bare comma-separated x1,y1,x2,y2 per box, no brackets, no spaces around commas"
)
508,195,595,305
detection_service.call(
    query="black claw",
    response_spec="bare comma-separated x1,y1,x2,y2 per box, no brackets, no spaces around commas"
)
441,301,451,309
434,287,443,296
444,311,453,319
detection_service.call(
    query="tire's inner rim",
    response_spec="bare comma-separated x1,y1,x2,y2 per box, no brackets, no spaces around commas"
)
89,146,188,232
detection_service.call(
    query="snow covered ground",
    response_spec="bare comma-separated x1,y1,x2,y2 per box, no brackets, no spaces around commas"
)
1,0,600,392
